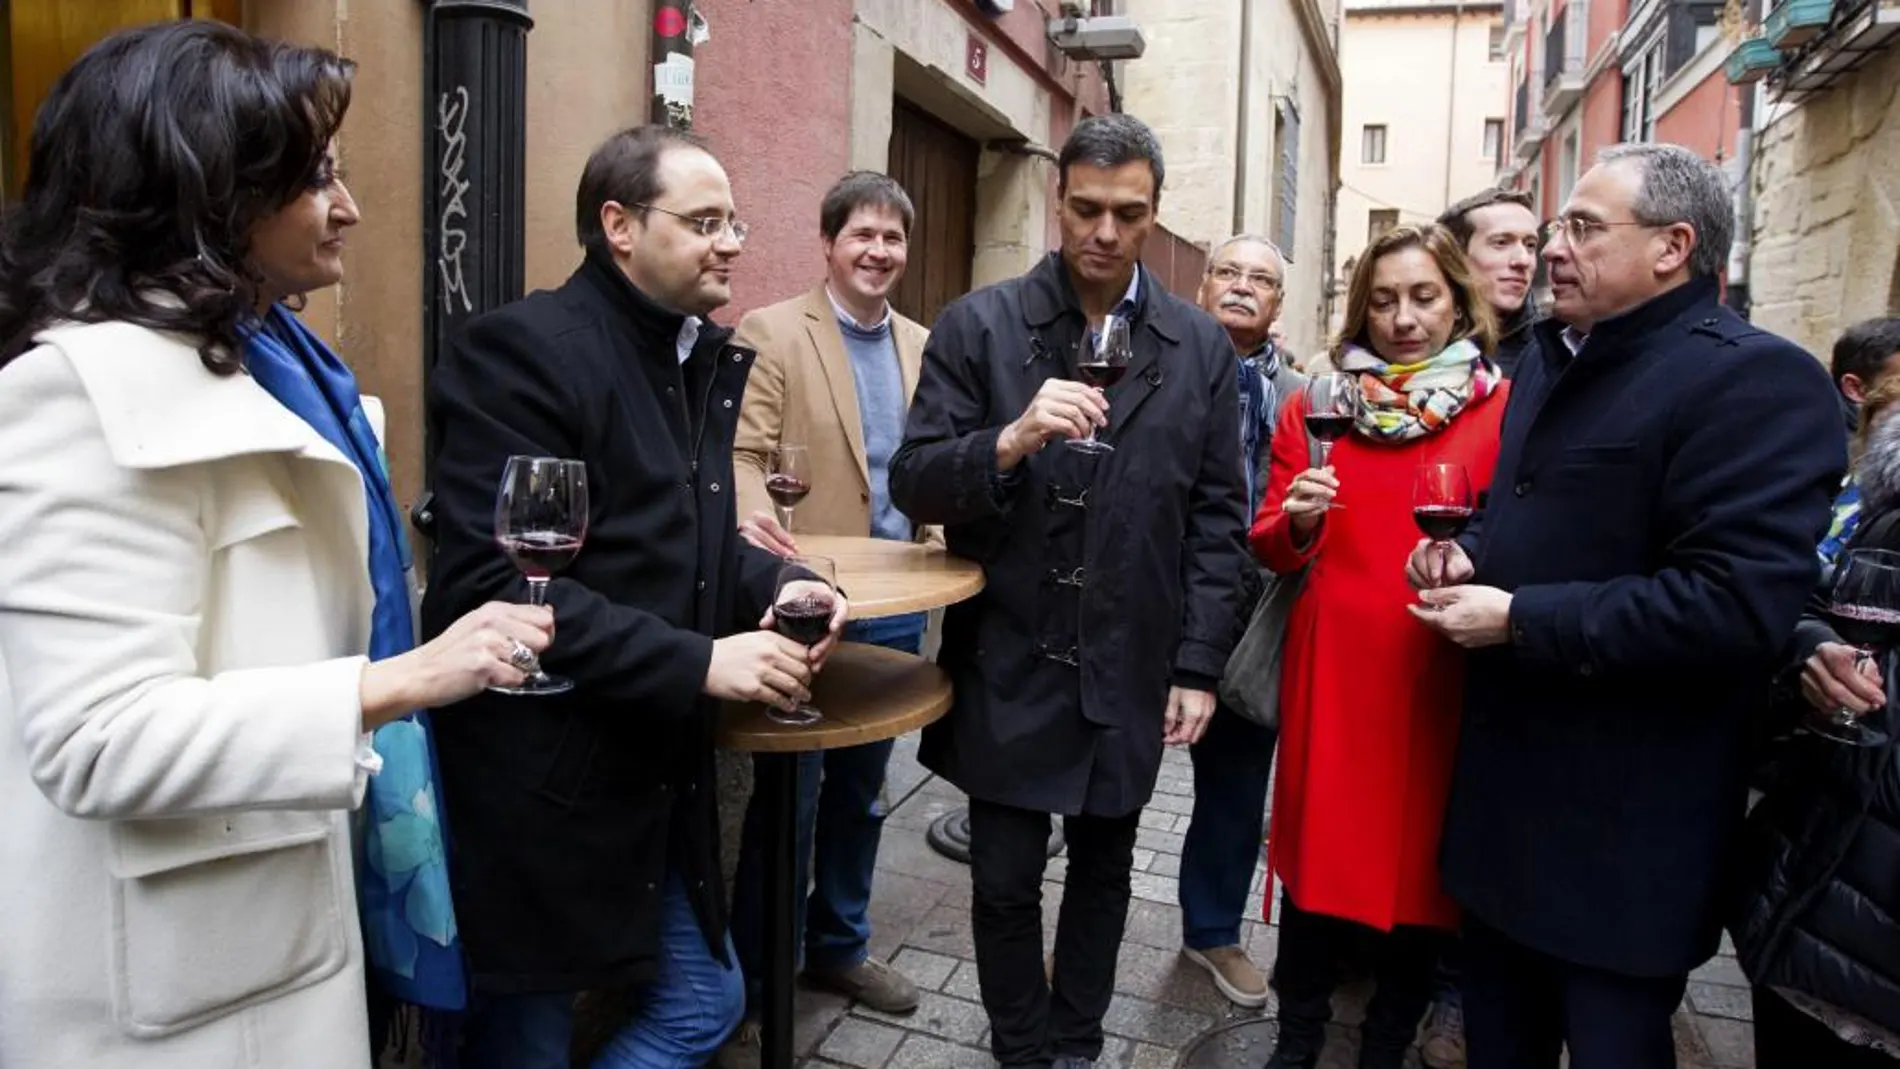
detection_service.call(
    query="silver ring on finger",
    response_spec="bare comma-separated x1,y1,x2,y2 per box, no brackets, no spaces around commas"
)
507,639,537,671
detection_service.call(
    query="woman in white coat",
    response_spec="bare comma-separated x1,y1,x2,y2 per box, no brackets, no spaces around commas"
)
0,22,553,1069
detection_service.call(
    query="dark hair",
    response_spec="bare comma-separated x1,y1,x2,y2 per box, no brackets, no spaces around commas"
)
819,172,914,241
1056,114,1164,199
574,125,709,252
1332,224,1499,364
0,21,353,372
1833,316,1900,392
1436,187,1536,248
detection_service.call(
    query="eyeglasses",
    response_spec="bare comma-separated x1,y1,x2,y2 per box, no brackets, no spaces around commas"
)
1542,215,1657,246
631,202,750,245
1207,264,1283,291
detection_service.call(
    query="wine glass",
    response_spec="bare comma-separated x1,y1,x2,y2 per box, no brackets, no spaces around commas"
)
768,445,812,532
768,555,839,726
1413,462,1474,589
1305,372,1359,508
1815,547,1900,746
1068,313,1131,455
491,455,589,696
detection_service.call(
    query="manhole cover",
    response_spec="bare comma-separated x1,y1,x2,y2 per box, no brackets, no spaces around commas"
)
924,806,1064,863
1175,1016,1282,1068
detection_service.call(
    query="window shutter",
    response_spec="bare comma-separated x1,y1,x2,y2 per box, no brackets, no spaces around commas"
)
1276,97,1300,262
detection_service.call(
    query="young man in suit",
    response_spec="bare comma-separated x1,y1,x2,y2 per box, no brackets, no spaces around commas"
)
719,173,931,1060
421,126,846,1069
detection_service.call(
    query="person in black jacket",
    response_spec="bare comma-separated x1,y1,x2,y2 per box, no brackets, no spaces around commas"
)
1407,143,1845,1069
1734,374,1900,1067
419,126,844,1069
890,114,1247,1069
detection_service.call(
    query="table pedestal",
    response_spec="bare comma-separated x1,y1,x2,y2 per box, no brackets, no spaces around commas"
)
721,642,955,1069
755,751,800,1069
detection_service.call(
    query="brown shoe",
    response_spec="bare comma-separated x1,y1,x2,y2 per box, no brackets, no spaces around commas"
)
1181,945,1270,1008
804,957,920,1014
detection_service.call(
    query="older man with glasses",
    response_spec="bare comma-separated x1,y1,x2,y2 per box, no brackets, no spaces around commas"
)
1406,144,1844,1069
1174,236,1305,1009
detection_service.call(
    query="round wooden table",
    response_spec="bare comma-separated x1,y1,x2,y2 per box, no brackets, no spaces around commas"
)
718,537,982,1069
794,534,984,619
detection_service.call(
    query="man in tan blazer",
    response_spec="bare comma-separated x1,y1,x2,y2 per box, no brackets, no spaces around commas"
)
722,173,931,1054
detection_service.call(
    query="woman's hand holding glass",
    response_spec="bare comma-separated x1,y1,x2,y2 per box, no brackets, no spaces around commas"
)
1282,467,1340,542
358,602,556,729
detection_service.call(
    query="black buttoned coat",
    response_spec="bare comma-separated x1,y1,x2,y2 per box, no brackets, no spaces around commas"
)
890,253,1248,818
419,253,779,993
1442,277,1846,977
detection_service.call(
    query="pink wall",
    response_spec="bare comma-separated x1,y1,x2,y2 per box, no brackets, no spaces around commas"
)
1581,71,1622,159
1654,70,1739,161
1586,0,1626,59
691,0,855,323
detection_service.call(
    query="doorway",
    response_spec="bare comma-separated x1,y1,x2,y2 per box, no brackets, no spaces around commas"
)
887,97,978,330
1,0,239,200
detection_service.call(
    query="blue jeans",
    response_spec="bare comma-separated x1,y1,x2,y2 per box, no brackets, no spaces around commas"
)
1178,701,1279,950
730,612,926,1010
460,875,743,1069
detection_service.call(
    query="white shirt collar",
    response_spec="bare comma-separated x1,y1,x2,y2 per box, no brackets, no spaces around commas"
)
675,317,701,366
1561,325,1587,356
824,285,892,332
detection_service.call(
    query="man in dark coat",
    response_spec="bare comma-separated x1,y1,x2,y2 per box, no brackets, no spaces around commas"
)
1408,143,1845,1068
419,126,841,1069
891,114,1248,1069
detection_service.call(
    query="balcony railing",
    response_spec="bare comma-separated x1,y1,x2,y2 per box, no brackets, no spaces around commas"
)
1514,78,1530,138
1543,0,1589,108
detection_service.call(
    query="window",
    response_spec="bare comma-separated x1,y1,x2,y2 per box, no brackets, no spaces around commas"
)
1621,42,1665,142
1362,124,1387,165
1665,0,1724,74
1368,209,1399,241
1483,119,1505,165
1557,124,1581,205
1272,97,1301,260
1489,22,1507,60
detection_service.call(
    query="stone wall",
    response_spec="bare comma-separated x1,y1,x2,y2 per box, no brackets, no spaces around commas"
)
1749,45,1900,360
1121,0,1342,359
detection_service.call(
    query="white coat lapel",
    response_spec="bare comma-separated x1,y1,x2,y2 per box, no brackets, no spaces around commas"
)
35,320,375,569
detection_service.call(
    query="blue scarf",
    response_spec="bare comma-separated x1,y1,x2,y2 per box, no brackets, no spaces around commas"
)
242,306,467,1016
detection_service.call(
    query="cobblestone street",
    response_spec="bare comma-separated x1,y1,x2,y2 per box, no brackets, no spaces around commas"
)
775,736,1760,1069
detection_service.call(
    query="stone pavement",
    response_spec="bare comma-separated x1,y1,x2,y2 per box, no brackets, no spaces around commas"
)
768,735,1759,1069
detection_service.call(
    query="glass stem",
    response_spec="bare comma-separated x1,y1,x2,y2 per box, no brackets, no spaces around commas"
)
526,577,550,608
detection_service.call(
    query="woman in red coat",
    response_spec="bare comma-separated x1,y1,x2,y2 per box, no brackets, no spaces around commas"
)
1252,224,1509,1069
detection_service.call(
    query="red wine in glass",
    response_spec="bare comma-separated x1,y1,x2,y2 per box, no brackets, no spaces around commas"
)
1068,313,1131,455
1815,547,1900,745
770,445,812,532
1303,413,1353,444
765,474,811,510
1412,506,1473,541
499,530,583,579
492,455,588,696
1304,373,1360,509
1077,361,1128,390
768,555,838,726
1413,462,1474,587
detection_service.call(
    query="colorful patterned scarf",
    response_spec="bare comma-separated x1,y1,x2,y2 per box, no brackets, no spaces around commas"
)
1336,338,1497,443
